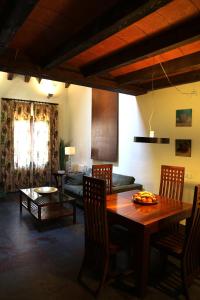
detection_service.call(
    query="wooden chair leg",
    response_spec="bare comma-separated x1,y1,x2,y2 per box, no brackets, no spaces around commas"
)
78,254,87,282
159,252,168,275
183,285,190,300
95,256,109,297
181,271,191,300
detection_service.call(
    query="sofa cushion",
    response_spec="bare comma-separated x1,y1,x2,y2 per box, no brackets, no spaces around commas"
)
112,173,135,186
64,173,84,185
112,183,142,193
64,184,83,197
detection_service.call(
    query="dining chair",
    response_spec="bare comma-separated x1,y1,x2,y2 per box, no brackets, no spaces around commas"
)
78,175,132,296
92,164,113,194
159,165,185,233
159,165,185,201
151,185,200,300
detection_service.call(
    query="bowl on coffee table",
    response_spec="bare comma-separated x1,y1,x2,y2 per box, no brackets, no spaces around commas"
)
34,186,58,195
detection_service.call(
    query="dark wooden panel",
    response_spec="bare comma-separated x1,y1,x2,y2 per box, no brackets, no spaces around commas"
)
91,89,118,162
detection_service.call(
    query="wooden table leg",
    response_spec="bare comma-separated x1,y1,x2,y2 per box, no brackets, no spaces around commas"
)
134,230,151,298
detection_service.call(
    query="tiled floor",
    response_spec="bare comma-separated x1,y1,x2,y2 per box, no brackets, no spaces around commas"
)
0,193,199,300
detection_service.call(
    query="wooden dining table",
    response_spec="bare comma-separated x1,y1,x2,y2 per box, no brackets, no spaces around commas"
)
106,190,192,298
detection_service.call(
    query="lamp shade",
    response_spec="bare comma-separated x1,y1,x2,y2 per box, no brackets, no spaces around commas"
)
65,146,76,155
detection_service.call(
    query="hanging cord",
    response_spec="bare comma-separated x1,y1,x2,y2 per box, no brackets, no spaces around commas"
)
159,62,198,96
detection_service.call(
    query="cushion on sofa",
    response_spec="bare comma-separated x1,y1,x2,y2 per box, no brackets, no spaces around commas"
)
64,173,84,185
112,183,142,193
112,173,135,186
63,184,83,197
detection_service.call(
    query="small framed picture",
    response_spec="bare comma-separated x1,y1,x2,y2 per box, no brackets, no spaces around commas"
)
175,139,191,157
176,109,192,127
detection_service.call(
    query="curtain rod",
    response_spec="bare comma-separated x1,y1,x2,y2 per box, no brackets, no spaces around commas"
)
2,97,58,106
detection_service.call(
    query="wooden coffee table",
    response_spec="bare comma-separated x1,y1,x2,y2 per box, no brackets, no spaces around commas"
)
19,187,76,227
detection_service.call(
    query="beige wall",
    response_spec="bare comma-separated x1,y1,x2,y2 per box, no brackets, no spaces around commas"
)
125,82,200,203
66,84,92,170
66,81,200,203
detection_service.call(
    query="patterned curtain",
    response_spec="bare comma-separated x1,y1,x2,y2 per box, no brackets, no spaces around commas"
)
32,103,59,187
49,104,59,173
1,100,15,191
1,99,59,192
14,101,32,189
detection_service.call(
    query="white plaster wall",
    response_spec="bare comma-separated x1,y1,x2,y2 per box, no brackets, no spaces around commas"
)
0,72,68,140
66,81,200,203
66,84,92,169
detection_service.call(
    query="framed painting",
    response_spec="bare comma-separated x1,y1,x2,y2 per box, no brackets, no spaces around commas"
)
176,109,192,127
175,139,191,157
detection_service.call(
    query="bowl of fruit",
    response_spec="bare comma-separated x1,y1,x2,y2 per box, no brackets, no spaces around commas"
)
132,191,158,205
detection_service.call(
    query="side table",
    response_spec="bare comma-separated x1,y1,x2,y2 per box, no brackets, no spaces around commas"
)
52,172,66,191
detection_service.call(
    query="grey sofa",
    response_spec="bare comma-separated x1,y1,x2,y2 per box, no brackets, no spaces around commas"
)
63,172,143,206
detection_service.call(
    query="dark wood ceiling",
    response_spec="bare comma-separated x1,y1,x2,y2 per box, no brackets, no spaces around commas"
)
0,0,200,95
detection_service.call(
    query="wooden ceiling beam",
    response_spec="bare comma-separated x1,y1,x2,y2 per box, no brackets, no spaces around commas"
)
65,83,70,88
42,0,172,69
0,51,146,96
82,15,200,77
117,51,200,85
24,75,31,82
7,73,14,80
143,68,200,92
0,0,38,54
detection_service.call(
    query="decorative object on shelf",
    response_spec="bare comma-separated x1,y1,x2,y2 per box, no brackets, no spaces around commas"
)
175,139,191,157
176,109,192,127
65,146,76,172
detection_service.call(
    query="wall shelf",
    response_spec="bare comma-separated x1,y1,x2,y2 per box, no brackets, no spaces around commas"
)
133,137,170,144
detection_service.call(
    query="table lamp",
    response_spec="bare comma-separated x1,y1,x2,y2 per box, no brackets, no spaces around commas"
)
65,146,76,172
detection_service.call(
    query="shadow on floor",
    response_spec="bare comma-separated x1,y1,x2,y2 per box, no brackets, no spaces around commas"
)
0,193,199,300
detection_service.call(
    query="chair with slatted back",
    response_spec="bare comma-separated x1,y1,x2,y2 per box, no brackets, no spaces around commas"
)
92,164,113,194
159,165,185,234
159,165,185,201
78,175,131,296
151,185,200,300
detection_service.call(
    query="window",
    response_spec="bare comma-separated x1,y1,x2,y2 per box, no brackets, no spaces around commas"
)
14,118,49,169
14,120,31,168
1,98,58,192
33,120,49,167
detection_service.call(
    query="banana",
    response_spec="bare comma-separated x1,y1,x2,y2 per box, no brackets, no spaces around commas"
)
140,191,153,197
